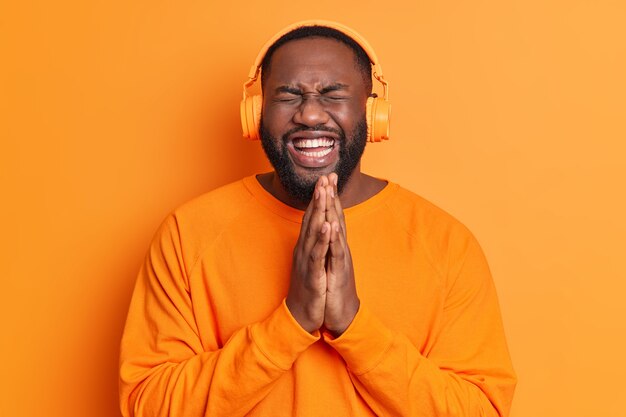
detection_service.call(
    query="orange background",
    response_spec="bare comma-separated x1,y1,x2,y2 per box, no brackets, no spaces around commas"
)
1,1,625,416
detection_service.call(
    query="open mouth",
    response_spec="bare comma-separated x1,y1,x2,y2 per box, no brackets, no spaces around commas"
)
292,137,335,157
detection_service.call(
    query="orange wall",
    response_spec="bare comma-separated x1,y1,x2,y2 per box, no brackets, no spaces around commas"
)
1,1,625,416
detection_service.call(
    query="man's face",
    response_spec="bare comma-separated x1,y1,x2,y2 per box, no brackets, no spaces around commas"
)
260,37,369,203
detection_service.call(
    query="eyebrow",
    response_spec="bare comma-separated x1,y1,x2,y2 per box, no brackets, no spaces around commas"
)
318,83,349,94
275,86,302,95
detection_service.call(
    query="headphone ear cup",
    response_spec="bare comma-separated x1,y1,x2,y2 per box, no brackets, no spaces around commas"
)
366,96,391,142
240,95,263,140
365,97,374,143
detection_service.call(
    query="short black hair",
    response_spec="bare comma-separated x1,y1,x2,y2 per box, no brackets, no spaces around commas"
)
260,25,373,93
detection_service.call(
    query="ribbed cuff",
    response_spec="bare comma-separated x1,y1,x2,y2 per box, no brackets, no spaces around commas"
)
324,305,394,375
250,299,320,370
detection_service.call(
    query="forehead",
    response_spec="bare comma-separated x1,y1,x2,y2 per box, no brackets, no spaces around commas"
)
264,37,363,87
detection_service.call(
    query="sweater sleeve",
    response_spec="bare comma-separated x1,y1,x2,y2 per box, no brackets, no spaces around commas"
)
325,236,516,417
119,215,319,417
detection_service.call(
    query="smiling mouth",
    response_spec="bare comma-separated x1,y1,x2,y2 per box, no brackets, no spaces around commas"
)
292,138,336,158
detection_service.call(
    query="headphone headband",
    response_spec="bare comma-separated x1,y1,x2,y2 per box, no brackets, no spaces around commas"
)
243,20,388,100
240,20,391,142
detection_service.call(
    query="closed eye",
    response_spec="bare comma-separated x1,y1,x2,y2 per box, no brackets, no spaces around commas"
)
274,94,299,101
273,86,303,103
320,84,350,101
273,95,302,104
323,94,349,101
271,84,350,103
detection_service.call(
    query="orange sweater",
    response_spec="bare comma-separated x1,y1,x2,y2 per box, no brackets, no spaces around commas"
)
119,176,516,417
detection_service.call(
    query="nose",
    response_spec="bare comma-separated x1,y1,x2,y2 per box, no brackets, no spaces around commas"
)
292,94,330,127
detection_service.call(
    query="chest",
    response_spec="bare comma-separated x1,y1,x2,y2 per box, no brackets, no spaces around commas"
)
189,215,446,353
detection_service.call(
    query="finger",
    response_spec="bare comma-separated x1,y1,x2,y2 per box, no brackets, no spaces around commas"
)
325,183,339,224
302,180,331,254
302,186,326,252
332,184,347,239
295,192,318,252
311,175,329,228
328,172,339,195
297,176,328,246
303,176,328,225
328,221,346,274
326,174,344,223
309,221,331,276
297,188,317,244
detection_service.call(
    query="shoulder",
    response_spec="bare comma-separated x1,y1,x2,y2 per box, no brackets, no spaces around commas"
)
384,185,471,236
173,179,254,226
150,178,257,269
382,184,480,268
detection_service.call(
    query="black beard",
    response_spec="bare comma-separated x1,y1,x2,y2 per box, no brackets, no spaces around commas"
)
259,118,368,205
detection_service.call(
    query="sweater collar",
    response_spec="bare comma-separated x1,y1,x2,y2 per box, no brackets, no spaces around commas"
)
242,174,398,223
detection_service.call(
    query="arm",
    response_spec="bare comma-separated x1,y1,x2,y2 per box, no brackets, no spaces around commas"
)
320,174,515,416
118,215,319,417
326,236,516,417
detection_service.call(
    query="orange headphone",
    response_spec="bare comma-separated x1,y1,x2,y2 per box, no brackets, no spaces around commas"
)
240,20,391,142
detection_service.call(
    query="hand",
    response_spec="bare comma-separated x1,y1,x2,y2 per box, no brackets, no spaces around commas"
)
322,173,360,337
286,176,331,333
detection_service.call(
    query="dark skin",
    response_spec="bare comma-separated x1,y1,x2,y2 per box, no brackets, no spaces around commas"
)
258,37,386,336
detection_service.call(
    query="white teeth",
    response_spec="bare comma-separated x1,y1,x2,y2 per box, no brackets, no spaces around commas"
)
293,137,335,158
299,147,333,157
293,138,335,148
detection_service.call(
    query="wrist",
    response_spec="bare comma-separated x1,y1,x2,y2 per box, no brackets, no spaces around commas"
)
286,297,322,334
326,297,360,337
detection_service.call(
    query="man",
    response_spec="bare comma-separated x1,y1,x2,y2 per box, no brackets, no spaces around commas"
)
119,21,516,417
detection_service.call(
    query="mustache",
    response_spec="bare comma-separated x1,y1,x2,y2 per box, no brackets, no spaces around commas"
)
281,125,344,140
